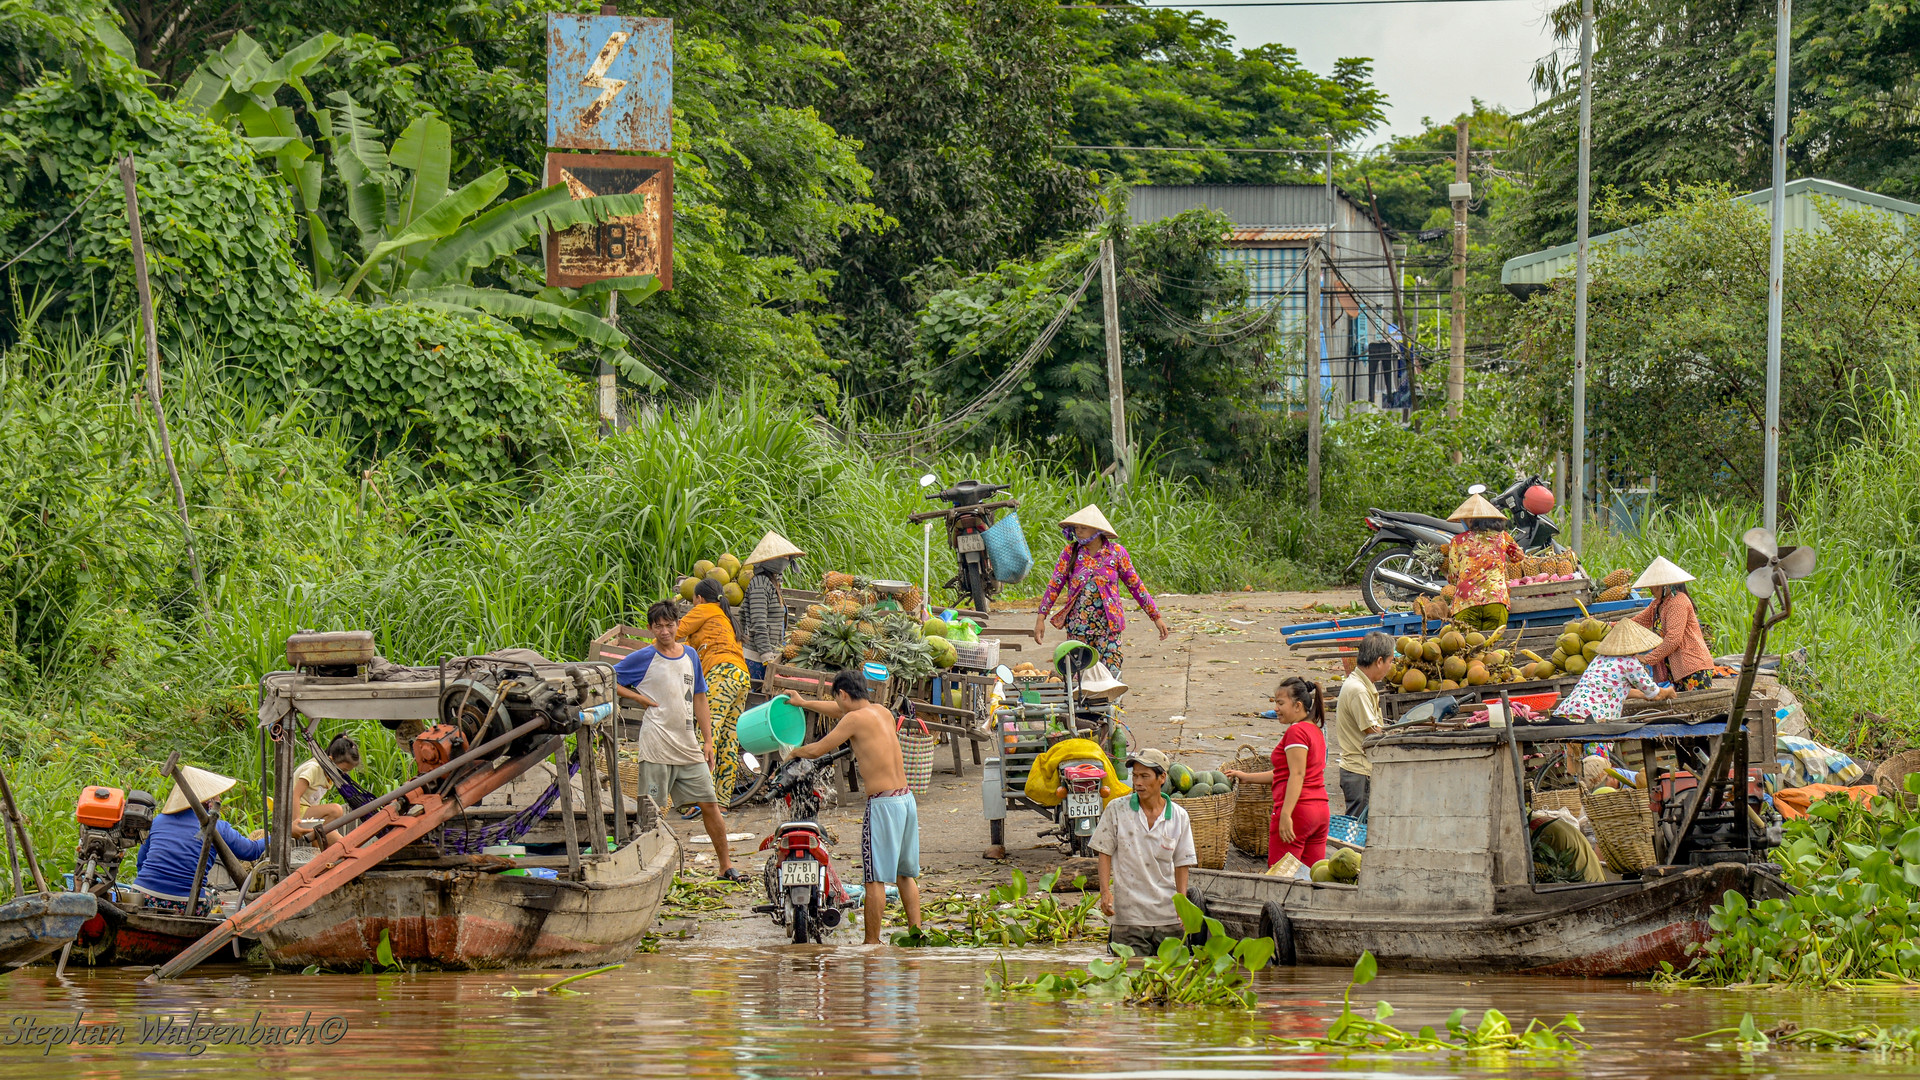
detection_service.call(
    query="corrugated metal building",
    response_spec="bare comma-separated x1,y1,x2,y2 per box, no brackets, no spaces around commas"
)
1130,184,1404,412
1501,178,1920,295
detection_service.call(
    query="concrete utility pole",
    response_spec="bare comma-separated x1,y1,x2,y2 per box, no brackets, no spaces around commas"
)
1305,241,1323,514
1571,0,1594,551
1449,117,1469,464
1763,0,1792,532
600,292,619,435
1099,236,1130,488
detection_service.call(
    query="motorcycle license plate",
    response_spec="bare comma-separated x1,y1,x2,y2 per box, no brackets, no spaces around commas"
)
780,860,822,888
1066,793,1102,820
957,533,986,552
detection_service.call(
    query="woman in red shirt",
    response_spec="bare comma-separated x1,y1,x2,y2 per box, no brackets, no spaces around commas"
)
1225,677,1330,866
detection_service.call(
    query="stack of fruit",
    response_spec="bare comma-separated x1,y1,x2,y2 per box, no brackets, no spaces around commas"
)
1512,615,1612,680
1386,622,1530,693
1593,568,1634,602
782,596,954,677
1309,847,1362,883
675,553,747,606
1168,764,1232,799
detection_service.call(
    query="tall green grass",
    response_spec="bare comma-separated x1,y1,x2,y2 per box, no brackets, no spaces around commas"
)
1583,386,1920,757
0,330,1287,889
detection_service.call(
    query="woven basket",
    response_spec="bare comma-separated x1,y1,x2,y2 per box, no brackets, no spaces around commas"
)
618,761,641,799
1182,791,1235,869
1582,786,1657,873
1227,746,1271,857
897,718,937,795
1531,787,1585,816
1872,748,1920,808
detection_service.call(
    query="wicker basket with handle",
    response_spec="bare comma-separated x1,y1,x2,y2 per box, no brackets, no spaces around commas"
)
1227,745,1271,857
1582,786,1657,873
1182,791,1236,869
1530,787,1585,817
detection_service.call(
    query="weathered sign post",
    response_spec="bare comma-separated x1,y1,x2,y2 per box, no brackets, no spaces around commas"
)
546,8,673,433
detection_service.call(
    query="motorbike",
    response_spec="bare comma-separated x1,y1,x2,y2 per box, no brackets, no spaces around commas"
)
751,746,856,944
1050,760,1109,856
1347,475,1563,615
907,478,1018,614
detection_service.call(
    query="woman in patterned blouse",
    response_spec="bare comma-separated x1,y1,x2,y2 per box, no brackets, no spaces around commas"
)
1443,493,1523,631
1032,505,1169,675
1558,618,1676,721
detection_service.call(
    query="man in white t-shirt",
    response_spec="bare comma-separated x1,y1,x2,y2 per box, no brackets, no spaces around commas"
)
615,600,743,882
1089,748,1196,955
1332,631,1393,823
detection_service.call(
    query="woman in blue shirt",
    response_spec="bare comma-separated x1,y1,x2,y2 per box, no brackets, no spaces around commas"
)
135,767,269,898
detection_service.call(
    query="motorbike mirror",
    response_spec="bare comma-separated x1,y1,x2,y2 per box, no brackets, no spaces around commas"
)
1467,484,1487,496
995,664,1014,684
918,473,938,488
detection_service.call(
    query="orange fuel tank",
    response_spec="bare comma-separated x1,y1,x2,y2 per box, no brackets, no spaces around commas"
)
76,786,126,828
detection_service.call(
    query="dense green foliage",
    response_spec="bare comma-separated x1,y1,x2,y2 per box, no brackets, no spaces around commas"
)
1519,0,1920,246
1510,186,1920,502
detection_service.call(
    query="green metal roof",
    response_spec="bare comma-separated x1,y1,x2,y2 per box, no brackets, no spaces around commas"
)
1500,178,1920,292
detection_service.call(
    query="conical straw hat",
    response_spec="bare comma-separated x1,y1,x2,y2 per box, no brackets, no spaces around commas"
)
1447,494,1506,522
1633,556,1695,589
162,765,238,815
744,531,806,565
1591,618,1664,657
1061,505,1117,538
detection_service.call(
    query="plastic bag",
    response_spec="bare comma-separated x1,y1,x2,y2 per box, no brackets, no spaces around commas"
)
983,511,1033,583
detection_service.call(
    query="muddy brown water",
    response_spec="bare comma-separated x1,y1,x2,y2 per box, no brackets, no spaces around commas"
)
1,947,1912,1077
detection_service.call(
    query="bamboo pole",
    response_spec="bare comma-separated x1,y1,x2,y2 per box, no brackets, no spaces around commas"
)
119,155,206,607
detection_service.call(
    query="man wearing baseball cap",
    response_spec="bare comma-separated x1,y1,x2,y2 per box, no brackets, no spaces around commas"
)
1089,747,1197,955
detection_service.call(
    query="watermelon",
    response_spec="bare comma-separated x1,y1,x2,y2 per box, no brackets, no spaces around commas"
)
1170,763,1194,792
1211,782,1231,796
1210,770,1229,789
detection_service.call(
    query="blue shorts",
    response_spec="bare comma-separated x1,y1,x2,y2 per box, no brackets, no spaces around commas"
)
861,793,920,884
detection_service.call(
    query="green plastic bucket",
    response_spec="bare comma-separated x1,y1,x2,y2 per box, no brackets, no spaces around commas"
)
737,694,806,753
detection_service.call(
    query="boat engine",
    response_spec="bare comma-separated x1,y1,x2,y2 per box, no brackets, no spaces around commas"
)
72,786,156,894
415,669,589,779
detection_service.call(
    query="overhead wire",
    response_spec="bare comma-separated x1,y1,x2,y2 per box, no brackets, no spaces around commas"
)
0,174,112,276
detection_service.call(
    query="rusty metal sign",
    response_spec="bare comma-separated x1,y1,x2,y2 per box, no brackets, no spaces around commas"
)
546,15,672,152
544,153,673,289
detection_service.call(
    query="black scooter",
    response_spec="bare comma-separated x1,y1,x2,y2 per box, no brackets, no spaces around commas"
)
907,478,1018,615
1346,476,1563,615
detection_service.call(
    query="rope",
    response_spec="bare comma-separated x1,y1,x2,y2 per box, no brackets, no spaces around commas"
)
848,257,1101,448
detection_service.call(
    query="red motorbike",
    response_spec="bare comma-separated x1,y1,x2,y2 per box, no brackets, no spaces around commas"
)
752,747,855,944
1050,760,1109,857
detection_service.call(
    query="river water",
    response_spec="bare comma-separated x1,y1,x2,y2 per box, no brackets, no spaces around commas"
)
1,946,1912,1077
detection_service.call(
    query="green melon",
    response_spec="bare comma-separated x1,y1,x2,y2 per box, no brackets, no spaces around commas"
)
1170,763,1194,792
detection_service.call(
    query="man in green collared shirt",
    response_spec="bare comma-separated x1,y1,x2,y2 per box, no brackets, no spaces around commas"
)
1089,748,1197,954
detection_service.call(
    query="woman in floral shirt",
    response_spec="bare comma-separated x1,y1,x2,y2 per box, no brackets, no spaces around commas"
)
1032,505,1169,675
1443,494,1523,631
1558,619,1676,721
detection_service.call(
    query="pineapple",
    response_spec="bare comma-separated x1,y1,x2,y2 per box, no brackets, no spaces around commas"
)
796,616,823,632
782,644,800,660
1602,569,1632,589
788,629,815,646
1597,584,1630,603
822,571,857,591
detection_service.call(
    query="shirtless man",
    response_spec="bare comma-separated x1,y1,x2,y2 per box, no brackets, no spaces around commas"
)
790,669,923,944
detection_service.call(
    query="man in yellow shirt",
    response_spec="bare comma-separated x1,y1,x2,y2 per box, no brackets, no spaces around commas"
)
1333,632,1393,822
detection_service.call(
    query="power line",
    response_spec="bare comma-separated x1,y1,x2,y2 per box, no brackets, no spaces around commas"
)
0,174,112,276
1059,144,1511,158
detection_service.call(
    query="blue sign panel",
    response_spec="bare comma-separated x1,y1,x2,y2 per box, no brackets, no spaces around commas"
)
546,15,671,152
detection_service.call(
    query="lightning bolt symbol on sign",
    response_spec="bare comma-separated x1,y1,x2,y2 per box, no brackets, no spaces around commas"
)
580,31,631,120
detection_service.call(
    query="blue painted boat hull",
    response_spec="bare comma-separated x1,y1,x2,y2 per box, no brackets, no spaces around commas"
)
0,892,97,971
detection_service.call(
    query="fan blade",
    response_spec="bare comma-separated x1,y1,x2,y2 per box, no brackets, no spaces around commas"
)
1746,565,1777,599
1743,527,1778,564
1778,545,1817,580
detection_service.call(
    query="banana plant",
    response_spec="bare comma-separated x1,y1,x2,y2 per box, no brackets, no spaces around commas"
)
179,32,664,387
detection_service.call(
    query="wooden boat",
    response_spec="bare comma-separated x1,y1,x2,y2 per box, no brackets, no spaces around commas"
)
1192,722,1790,976
256,822,678,969
148,651,676,977
0,892,97,971
69,903,243,967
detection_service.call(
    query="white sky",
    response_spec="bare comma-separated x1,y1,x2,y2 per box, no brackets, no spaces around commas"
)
1205,0,1563,143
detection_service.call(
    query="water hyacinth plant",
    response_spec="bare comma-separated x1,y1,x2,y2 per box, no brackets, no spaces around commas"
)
1663,778,1920,988
985,893,1275,1008
1272,952,1587,1053
892,869,1100,947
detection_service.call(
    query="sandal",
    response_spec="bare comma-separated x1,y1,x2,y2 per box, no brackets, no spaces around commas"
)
718,867,751,884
